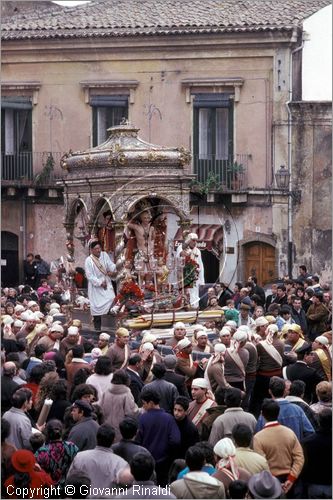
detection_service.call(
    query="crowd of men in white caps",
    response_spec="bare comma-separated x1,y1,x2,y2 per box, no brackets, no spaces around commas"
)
1,265,332,500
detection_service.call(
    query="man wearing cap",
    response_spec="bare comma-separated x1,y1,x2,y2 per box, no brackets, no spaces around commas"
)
68,400,100,451
16,311,37,341
218,327,232,348
139,341,163,383
309,336,332,381
176,233,205,308
106,327,131,372
60,326,84,357
166,322,187,348
36,323,64,352
283,324,306,355
187,378,216,434
224,330,249,392
192,327,213,354
85,239,117,331
97,332,110,355
250,324,285,417
205,343,232,393
175,338,199,386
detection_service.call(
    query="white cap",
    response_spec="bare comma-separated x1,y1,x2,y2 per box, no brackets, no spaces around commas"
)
214,343,227,354
233,330,248,343
14,305,25,313
267,324,279,335
219,326,231,337
67,326,79,336
142,333,157,344
225,320,237,329
27,301,38,308
13,319,23,328
176,338,192,350
187,233,198,240
50,303,61,310
237,325,251,335
192,324,205,332
255,317,269,327
214,437,236,459
315,335,329,346
33,311,44,320
49,308,60,316
91,347,102,359
191,378,209,389
174,322,186,329
141,342,154,352
20,311,36,322
50,324,64,334
99,333,110,341
196,330,208,339
1,315,14,325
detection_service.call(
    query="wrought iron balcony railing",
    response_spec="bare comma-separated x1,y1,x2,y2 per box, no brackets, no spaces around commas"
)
1,151,64,185
192,153,249,192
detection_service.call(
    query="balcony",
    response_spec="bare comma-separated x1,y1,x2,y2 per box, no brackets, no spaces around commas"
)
192,154,249,193
1,151,65,186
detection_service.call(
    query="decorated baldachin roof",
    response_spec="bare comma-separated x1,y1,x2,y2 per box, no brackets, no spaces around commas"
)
60,123,191,172
2,0,330,40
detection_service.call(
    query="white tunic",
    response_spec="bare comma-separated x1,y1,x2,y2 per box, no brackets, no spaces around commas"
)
84,251,116,316
176,244,205,308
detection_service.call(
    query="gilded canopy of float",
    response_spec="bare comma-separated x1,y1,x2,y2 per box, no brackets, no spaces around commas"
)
60,122,191,173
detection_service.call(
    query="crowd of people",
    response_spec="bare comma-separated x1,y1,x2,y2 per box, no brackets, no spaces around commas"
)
1,263,332,499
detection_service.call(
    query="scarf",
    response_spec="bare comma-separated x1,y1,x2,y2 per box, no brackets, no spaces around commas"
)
217,456,239,481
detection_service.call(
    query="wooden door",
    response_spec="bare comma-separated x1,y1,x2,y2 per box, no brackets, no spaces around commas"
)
244,242,276,286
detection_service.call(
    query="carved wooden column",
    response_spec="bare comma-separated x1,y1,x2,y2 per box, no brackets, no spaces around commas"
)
113,221,126,282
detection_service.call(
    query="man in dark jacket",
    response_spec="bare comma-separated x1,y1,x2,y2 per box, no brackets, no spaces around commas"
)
142,364,178,414
164,355,189,398
23,253,37,288
126,354,144,405
306,292,330,341
68,400,99,451
112,417,151,463
291,297,308,336
173,397,200,458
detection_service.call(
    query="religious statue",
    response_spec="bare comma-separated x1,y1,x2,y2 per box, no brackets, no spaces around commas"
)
98,209,115,257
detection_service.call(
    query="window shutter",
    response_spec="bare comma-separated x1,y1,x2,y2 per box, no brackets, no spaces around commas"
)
89,95,128,107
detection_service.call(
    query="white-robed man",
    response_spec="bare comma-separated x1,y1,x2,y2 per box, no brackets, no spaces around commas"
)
176,233,205,308
85,239,117,331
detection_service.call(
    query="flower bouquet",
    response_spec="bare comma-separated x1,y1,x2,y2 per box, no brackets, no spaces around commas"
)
115,278,145,314
183,255,199,288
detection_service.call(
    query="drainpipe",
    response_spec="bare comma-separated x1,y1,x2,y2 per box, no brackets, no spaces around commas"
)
286,28,305,278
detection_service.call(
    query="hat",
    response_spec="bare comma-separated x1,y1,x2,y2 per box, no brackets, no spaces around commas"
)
67,326,79,336
239,303,251,311
214,343,226,354
13,319,23,328
20,310,36,322
50,324,64,334
11,450,36,473
27,301,38,308
267,324,279,335
237,325,250,335
241,296,252,306
1,315,14,325
91,347,102,359
192,324,205,332
187,233,198,241
99,332,110,341
141,342,154,352
196,329,208,339
214,437,236,459
287,324,302,335
265,315,276,324
14,304,25,313
116,327,129,338
174,322,186,329
248,471,282,499
164,354,177,369
142,333,157,344
315,335,329,346
191,378,209,389
224,310,239,323
49,308,60,316
176,338,192,350
219,327,231,337
233,330,248,343
225,319,238,329
33,311,44,320
72,399,93,417
35,323,48,335
72,319,82,328
255,317,269,327
50,302,61,310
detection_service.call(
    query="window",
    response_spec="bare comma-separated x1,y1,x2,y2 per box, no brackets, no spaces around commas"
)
193,93,234,185
91,95,128,146
1,97,32,154
1,97,33,180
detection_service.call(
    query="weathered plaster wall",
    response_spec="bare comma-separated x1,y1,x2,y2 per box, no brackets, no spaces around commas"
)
291,102,332,283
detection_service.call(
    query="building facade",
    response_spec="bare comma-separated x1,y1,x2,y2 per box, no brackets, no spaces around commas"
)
1,0,331,286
